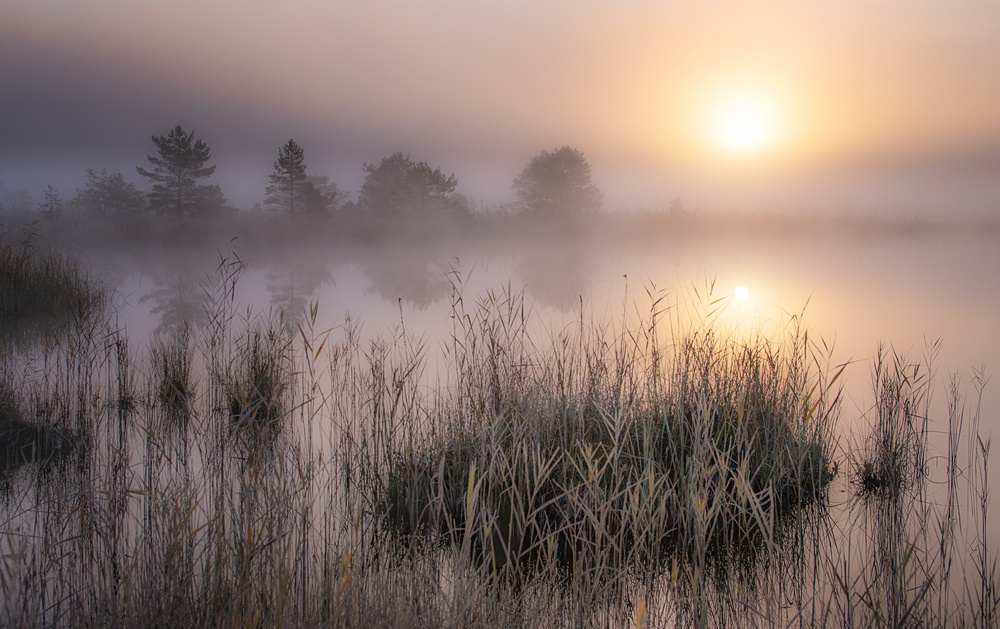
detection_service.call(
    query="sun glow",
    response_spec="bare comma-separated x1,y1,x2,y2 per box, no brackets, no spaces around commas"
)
717,101,773,152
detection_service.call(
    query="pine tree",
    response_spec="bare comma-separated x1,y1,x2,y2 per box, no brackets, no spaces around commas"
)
137,125,217,217
265,139,309,217
38,185,62,221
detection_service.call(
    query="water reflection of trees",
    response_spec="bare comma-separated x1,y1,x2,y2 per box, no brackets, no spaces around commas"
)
514,243,599,312
345,240,600,314
132,238,610,334
265,263,332,328
355,244,453,309
140,268,209,336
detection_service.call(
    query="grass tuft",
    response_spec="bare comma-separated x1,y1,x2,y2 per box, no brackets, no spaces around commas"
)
0,225,105,348
852,345,930,499
224,314,292,437
375,285,837,587
152,323,194,417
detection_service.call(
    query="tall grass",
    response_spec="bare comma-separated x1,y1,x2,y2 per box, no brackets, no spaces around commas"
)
0,225,105,347
375,282,836,607
0,256,994,627
150,323,194,419
825,344,999,627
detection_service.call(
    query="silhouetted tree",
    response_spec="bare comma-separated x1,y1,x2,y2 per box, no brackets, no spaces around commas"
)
358,152,462,219
38,185,62,221
194,183,234,217
73,169,146,219
264,140,344,219
265,139,309,217
137,125,219,217
512,146,603,217
669,197,685,215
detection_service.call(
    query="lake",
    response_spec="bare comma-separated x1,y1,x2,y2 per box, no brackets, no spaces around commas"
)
4,213,999,626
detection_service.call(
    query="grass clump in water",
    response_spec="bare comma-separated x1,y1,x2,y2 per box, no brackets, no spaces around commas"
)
152,323,194,417
224,314,292,437
852,345,930,499
375,286,838,584
0,226,105,341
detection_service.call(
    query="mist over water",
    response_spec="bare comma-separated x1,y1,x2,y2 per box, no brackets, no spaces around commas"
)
74,217,998,435
4,0,1000,622
2,194,998,626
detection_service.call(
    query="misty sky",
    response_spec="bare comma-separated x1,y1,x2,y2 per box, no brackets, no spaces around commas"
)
2,0,1000,216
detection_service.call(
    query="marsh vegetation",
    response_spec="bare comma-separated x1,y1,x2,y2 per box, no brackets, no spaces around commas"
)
0,236,996,628
0,225,105,349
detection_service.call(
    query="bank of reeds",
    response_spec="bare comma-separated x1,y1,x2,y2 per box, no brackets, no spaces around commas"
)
0,225,105,346
374,284,836,605
0,259,995,628
0,380,78,484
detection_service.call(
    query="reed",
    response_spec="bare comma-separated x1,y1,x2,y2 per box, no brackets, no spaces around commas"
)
223,312,293,443
151,323,194,417
0,257,994,628
851,344,932,498
0,225,105,347
0,380,77,483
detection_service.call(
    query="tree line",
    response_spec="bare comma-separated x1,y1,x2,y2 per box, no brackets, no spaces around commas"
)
27,125,605,223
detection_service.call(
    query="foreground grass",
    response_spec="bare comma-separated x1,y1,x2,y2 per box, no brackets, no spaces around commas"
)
376,286,835,591
0,258,995,627
0,224,105,349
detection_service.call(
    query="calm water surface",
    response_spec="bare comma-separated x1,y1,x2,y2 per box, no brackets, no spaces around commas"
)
102,227,999,438
4,221,998,624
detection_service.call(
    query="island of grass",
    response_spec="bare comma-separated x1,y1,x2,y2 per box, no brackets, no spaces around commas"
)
0,226,105,347
1,227,101,477
373,289,838,583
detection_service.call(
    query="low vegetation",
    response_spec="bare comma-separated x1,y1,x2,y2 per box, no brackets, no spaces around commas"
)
151,324,194,419
223,317,293,435
0,225,105,348
0,382,78,483
852,345,932,498
0,258,995,628
376,287,835,587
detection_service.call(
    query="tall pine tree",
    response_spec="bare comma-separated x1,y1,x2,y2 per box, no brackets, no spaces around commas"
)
38,185,62,222
265,139,310,217
137,125,217,217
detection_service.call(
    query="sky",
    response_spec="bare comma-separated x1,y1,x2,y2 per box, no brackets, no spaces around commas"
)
2,0,1000,216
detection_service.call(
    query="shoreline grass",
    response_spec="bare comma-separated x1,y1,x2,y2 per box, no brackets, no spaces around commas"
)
0,255,994,627
376,286,836,588
0,224,106,351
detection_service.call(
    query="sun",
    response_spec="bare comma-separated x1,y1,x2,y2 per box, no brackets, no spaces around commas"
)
717,101,772,152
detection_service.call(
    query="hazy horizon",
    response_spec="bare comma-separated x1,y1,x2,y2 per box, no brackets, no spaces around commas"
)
3,0,1000,216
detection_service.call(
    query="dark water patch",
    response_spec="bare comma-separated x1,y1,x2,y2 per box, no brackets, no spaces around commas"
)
0,385,80,484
